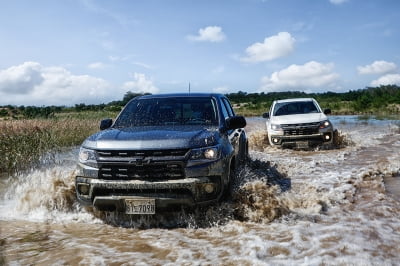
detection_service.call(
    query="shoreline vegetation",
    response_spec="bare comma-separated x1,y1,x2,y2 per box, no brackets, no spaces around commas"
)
0,112,112,175
1,85,400,175
227,85,400,117
0,85,399,120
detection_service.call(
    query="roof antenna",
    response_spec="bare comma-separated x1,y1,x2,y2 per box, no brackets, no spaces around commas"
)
188,82,191,94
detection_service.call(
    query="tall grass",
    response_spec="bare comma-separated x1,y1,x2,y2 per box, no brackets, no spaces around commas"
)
0,118,100,174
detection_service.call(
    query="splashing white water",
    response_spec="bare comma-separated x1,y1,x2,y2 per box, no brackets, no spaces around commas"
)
1,116,400,265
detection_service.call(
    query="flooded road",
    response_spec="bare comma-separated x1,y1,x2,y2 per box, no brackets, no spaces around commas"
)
1,116,400,265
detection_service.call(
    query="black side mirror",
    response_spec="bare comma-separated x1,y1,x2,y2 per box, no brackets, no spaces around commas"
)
324,109,331,115
226,116,246,130
100,118,113,130
262,112,270,119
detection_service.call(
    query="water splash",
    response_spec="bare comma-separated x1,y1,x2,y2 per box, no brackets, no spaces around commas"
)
2,116,400,265
0,117,397,230
82,159,291,228
248,130,270,151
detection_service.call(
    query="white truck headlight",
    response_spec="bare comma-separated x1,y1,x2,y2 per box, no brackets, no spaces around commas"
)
79,147,98,167
271,124,282,131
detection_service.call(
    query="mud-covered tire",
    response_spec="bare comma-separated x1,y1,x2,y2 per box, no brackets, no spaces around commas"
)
221,159,236,201
332,129,339,147
238,140,249,165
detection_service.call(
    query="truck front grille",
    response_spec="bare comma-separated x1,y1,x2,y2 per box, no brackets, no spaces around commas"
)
282,122,320,136
97,149,188,157
99,161,185,181
96,148,189,181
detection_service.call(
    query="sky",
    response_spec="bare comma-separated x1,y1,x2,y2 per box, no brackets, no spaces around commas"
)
0,0,399,106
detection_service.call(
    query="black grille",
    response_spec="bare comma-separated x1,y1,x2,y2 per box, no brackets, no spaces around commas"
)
97,149,188,157
282,122,319,136
99,161,185,180
96,149,189,181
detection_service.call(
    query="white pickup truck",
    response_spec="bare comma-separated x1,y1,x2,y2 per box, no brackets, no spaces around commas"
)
262,98,334,148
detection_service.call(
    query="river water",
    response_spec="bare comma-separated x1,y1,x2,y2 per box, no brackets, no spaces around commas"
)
1,116,399,265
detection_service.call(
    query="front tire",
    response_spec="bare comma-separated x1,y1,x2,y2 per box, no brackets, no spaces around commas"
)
222,158,236,201
239,139,249,164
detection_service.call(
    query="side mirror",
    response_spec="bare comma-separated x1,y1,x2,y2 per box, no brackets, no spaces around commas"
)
226,116,246,130
100,118,113,130
324,109,331,115
262,112,270,119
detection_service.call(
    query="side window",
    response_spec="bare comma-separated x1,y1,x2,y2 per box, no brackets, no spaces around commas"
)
222,98,235,117
220,99,230,120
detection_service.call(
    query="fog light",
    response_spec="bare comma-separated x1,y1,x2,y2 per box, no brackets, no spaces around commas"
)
204,183,215,194
77,183,90,195
273,138,279,143
323,133,331,141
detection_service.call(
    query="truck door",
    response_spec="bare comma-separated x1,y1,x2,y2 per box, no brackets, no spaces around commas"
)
220,97,241,155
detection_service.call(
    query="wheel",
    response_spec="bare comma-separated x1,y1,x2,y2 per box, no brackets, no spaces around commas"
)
221,159,236,201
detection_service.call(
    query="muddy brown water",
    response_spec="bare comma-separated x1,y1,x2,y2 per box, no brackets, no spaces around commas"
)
1,116,399,265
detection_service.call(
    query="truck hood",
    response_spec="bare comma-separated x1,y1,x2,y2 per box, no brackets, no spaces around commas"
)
82,126,220,150
271,113,328,124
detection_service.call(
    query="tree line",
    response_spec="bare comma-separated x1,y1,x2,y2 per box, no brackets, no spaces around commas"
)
1,85,399,119
0,92,148,119
226,85,400,114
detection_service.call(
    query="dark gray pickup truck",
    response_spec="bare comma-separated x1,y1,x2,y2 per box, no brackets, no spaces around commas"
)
75,93,247,214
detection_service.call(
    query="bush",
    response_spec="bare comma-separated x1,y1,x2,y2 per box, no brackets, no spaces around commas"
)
0,118,99,174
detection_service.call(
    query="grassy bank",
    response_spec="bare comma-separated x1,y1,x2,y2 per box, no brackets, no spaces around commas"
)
0,111,117,175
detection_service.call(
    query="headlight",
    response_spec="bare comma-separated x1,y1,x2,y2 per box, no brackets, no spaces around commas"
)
79,147,98,167
271,124,282,131
189,145,221,161
319,120,331,129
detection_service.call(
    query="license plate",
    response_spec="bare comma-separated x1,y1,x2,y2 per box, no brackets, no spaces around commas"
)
296,141,309,149
125,198,155,214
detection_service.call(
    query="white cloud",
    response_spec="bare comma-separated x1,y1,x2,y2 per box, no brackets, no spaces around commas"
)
187,26,226,42
88,62,107,69
0,62,44,94
213,86,230,94
108,54,135,62
259,61,340,92
122,73,159,94
241,32,295,63
0,62,115,105
370,74,400,87
291,21,314,32
329,0,349,5
357,60,397,75
39,67,112,103
133,62,154,69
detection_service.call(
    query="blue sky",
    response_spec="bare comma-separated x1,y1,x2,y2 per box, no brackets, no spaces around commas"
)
0,0,399,106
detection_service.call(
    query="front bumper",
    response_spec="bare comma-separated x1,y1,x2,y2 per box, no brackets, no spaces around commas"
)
75,157,228,212
76,175,222,212
269,131,333,147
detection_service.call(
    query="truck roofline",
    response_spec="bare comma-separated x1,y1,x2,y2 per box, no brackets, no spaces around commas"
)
137,93,225,99
274,98,316,103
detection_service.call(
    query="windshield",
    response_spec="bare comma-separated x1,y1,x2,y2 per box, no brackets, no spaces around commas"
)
273,101,321,116
114,97,219,128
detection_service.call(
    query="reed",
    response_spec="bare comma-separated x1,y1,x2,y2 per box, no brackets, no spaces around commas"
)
0,118,99,174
